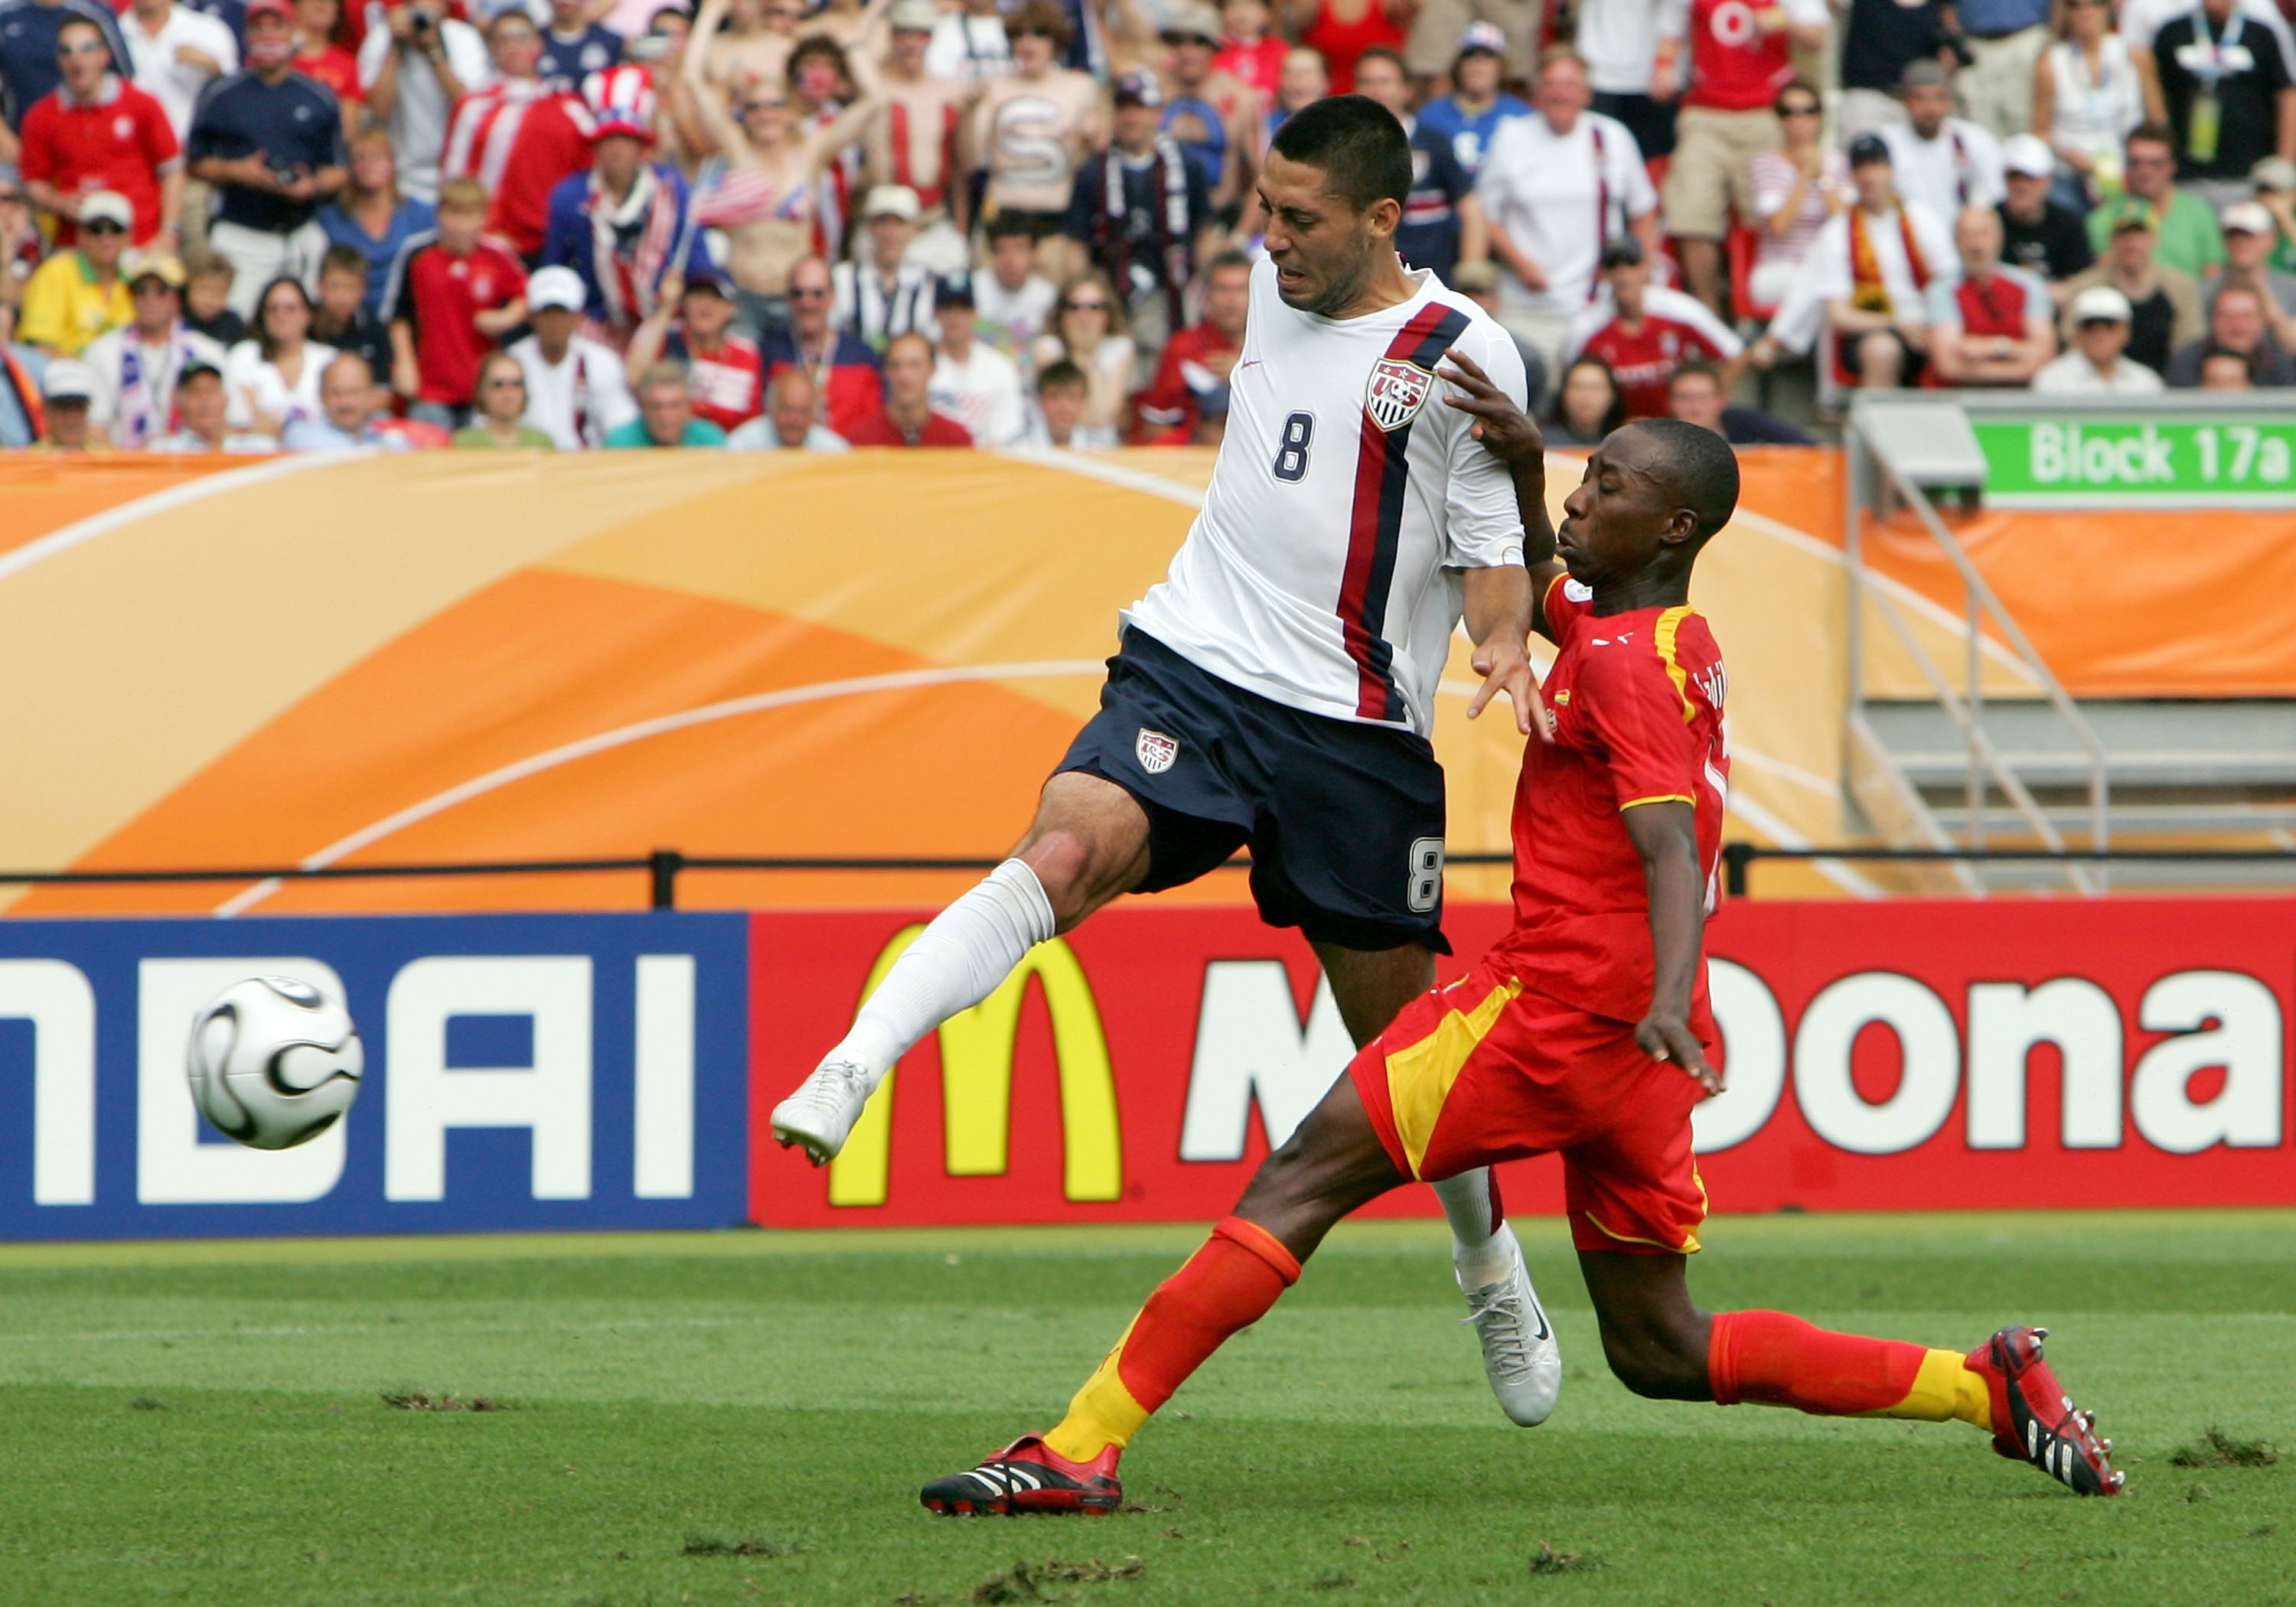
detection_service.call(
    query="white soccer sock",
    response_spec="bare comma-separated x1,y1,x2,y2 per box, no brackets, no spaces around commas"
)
823,858,1058,1084
1433,1169,1516,1286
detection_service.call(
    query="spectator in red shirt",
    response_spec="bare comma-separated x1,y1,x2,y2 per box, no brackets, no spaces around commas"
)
1564,236,1743,419
294,0,364,137
1927,204,2057,387
842,329,970,445
1213,0,1287,107
386,173,528,427
761,252,884,438
18,15,182,248
1136,246,1247,442
627,266,765,432
442,8,595,261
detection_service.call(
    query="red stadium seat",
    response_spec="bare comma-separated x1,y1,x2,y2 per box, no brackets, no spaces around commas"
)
1728,223,1775,324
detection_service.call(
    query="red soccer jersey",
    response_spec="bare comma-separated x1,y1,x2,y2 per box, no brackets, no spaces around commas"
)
392,238,526,405
1577,301,1735,419
296,46,364,108
17,79,179,245
1952,272,2032,343
1214,35,1286,106
1493,575,1729,1027
442,83,595,256
841,407,972,447
673,328,765,432
1683,0,1802,112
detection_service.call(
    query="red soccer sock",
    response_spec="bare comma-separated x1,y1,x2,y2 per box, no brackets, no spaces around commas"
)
1043,1216,1301,1462
1708,1310,1991,1426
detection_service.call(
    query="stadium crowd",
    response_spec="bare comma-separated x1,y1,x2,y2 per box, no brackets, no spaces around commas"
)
0,0,2291,450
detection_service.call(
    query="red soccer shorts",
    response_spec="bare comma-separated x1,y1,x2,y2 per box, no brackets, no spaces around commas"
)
1349,963,1712,1255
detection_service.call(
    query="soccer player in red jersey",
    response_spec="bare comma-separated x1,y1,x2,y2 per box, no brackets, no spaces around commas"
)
920,370,2125,1517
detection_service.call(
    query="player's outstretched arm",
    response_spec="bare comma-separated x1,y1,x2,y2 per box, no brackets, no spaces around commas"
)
1621,800,1722,1097
1438,347,1566,637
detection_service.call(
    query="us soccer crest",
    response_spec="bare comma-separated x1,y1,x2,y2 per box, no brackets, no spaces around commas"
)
1365,358,1433,432
1135,728,1179,774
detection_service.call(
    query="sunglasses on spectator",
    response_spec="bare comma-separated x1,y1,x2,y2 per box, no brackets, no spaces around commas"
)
745,96,791,110
82,220,127,235
484,376,527,389
2077,318,2122,328
1779,102,1819,118
789,285,831,298
132,279,176,295
1066,298,1110,312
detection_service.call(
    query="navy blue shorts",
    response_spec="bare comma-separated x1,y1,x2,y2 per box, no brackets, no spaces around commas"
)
1056,630,1449,953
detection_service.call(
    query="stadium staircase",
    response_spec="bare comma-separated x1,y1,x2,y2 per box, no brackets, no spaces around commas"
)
1840,397,2296,893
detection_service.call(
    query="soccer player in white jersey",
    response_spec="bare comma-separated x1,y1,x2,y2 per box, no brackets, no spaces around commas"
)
771,95,1561,1430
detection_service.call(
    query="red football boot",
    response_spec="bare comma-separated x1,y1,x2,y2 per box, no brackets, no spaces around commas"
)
919,1435,1123,1516
1965,1326,2125,1495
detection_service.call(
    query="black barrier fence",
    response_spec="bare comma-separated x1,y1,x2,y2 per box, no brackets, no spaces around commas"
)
0,846,2285,910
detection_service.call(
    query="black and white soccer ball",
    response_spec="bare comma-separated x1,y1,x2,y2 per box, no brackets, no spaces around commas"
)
185,976,365,1150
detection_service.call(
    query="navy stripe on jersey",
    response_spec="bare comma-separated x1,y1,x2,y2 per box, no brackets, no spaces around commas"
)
1337,301,1473,722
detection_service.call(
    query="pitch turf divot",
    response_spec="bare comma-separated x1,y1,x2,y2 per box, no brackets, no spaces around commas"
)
2170,1428,2279,1468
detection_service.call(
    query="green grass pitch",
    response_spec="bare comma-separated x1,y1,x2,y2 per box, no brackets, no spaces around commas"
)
0,1210,2288,1605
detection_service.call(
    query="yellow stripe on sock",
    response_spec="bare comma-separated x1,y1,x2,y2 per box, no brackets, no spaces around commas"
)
1861,1348,1980,1423
1043,1318,1150,1462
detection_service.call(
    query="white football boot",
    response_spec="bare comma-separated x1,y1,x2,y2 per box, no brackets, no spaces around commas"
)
769,1058,879,1165
1459,1224,1562,1426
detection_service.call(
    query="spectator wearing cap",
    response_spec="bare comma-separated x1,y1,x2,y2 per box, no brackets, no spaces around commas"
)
1137,246,1245,442
1448,258,1548,408
2164,280,2296,384
1998,132,2092,288
1151,3,1258,210
974,209,1057,360
80,249,227,446
19,14,182,249
1746,79,1851,312
1574,4,1678,162
971,0,1100,279
726,364,850,448
2136,0,2296,205
1019,355,1112,448
540,72,704,344
311,241,390,380
925,272,1024,445
1566,236,1742,420
442,10,598,263
1958,0,2055,140
538,0,621,92
2254,154,2296,272
1353,47,1482,284
1880,60,2007,224
2033,283,2164,390
1476,47,1657,372
1212,0,1286,109
859,0,971,262
1658,0,1828,315
762,253,883,436
1420,23,1531,181
1837,0,1955,143
317,131,437,321
2033,0,2141,207
385,174,528,428
186,0,349,318
1928,204,2058,385
1666,358,1815,445
511,260,638,448
832,184,940,350
1067,72,1212,363
357,0,486,207
16,185,129,354
1758,133,1958,387
2089,123,2227,274
2204,200,2296,344
2058,195,2203,370
118,0,235,150
148,357,279,449
0,0,133,167
627,266,765,432
280,350,414,446
1278,0,1403,96
453,348,556,446
843,327,970,445
607,357,728,445
35,354,95,445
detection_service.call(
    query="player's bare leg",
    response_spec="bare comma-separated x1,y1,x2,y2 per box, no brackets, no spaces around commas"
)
1318,940,1560,1426
922,1076,1407,1514
770,774,1150,1162
1577,1250,2125,1495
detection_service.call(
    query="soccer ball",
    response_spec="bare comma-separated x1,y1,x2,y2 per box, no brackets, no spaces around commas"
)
185,976,365,1150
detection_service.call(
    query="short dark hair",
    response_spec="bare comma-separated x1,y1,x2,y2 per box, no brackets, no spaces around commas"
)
787,33,848,80
1353,44,1407,79
2125,120,2175,154
1006,0,1071,51
1668,358,1723,394
1205,247,1252,282
1036,357,1088,393
1631,417,1740,539
319,243,368,280
1269,93,1411,212
985,211,1037,243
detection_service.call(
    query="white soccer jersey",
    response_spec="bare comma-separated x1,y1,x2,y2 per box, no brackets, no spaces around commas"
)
1124,258,1529,735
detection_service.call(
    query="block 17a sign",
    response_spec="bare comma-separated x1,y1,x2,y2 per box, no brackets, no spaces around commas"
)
1975,418,2296,506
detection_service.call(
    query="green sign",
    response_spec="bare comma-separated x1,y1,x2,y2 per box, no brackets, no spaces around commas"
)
1971,418,2296,504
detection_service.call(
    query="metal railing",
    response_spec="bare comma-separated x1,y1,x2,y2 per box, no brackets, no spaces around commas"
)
1720,841,2293,898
